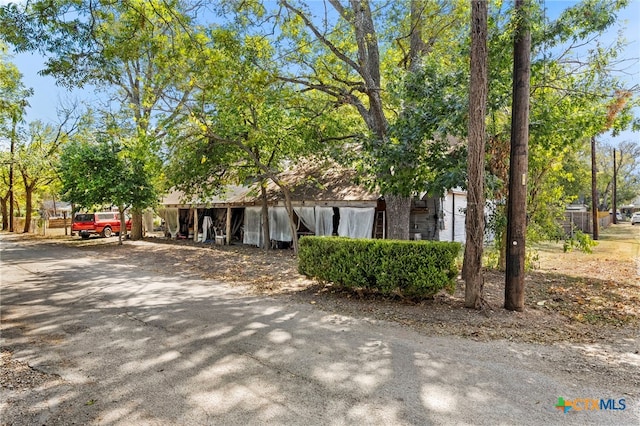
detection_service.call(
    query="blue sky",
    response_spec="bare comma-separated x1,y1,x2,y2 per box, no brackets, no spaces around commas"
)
5,0,640,146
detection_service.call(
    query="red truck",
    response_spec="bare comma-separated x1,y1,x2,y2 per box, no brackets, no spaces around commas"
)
72,212,132,239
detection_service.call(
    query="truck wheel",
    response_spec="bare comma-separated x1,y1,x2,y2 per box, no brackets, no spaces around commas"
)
102,227,113,238
81,234,90,240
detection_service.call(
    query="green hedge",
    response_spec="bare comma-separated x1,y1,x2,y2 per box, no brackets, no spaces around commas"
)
298,237,461,298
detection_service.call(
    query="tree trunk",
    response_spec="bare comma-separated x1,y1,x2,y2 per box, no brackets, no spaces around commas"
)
463,0,488,309
260,184,271,250
23,185,34,233
385,194,411,240
130,211,143,240
1,191,9,230
118,207,126,245
612,148,617,224
591,136,599,240
505,0,531,312
281,186,299,255
9,116,16,233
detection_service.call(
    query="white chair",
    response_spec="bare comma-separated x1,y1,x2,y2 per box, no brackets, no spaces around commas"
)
214,227,226,245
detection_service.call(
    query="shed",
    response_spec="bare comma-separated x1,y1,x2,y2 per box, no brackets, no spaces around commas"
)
160,162,382,246
160,162,470,246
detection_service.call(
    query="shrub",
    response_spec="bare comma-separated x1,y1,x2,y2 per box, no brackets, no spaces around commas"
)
298,237,461,298
563,229,598,254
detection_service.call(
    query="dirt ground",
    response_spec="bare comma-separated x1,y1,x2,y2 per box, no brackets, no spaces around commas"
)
13,222,639,346
2,225,639,415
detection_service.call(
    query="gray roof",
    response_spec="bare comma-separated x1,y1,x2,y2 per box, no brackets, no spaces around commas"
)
162,161,380,208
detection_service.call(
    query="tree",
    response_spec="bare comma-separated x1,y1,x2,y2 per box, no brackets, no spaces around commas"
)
12,105,81,233
268,0,469,239
16,122,64,232
481,0,636,271
463,0,488,309
596,139,640,208
165,27,350,254
58,132,156,245
0,44,32,231
1,0,195,239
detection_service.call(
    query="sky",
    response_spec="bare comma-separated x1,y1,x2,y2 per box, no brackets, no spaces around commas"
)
3,0,640,146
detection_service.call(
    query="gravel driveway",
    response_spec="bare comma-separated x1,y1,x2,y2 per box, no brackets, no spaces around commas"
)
1,235,638,425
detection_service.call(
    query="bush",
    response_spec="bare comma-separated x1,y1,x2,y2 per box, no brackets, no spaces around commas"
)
298,237,461,298
563,229,598,254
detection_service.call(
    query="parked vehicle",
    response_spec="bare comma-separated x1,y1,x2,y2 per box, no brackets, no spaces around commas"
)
631,212,640,225
72,212,132,239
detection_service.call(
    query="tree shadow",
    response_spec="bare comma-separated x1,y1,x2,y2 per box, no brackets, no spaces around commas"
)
2,237,638,424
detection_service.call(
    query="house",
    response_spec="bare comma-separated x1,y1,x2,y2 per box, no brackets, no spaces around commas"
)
620,195,640,218
40,199,72,219
160,162,468,246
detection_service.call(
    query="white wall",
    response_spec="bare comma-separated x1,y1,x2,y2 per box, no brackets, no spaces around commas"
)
438,190,467,244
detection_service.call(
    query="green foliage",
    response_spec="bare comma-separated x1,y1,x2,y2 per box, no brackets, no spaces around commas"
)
58,136,156,211
482,0,636,247
164,25,350,200
0,44,32,130
298,237,461,298
563,229,598,254
358,60,469,198
483,245,540,271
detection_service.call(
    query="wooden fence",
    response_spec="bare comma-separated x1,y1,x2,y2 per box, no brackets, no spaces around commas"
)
562,211,611,236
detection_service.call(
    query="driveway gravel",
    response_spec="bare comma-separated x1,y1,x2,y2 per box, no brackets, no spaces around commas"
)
1,235,638,425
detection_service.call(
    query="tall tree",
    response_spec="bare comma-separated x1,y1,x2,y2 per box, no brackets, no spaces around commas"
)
272,0,468,239
484,0,635,269
165,27,351,253
58,131,156,245
463,0,488,309
1,0,195,239
0,46,31,232
15,119,76,232
596,139,640,208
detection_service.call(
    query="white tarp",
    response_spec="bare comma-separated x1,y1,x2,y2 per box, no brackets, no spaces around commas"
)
315,207,334,236
294,207,316,233
243,206,262,246
269,206,292,242
202,216,213,242
164,208,179,238
143,210,155,234
338,207,375,239
293,206,334,236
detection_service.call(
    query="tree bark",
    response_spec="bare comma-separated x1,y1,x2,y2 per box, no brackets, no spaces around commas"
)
505,0,531,312
612,148,617,224
281,186,299,255
9,114,16,233
591,136,599,240
463,0,488,309
130,211,143,240
498,229,507,271
22,184,34,233
1,192,8,230
118,207,126,245
260,183,271,250
385,194,411,240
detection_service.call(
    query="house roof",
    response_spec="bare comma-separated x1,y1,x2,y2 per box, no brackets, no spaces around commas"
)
41,200,72,212
161,160,380,208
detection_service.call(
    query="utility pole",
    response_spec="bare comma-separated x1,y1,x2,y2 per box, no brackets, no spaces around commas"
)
591,136,599,239
612,148,617,224
505,0,531,312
